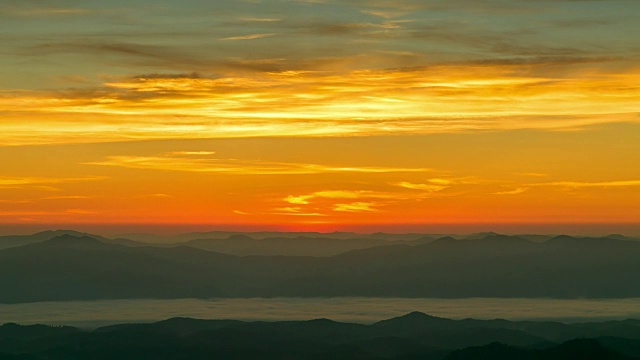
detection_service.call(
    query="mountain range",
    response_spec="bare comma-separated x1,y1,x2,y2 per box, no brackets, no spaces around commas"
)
2,313,640,359
2,232,640,302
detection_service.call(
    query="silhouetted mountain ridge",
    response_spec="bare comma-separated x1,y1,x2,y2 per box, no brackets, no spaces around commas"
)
0,230,110,250
3,233,640,301
2,314,640,359
39,234,104,247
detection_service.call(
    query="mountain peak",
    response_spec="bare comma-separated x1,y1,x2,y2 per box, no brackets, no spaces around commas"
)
400,311,442,320
463,231,501,240
35,229,86,237
606,234,635,241
375,311,450,327
306,318,337,324
434,236,457,242
548,235,577,244
226,234,254,241
42,234,104,247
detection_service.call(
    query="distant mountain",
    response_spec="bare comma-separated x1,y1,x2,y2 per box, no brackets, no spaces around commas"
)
0,230,104,250
0,235,231,303
0,230,435,256
2,234,640,302
462,231,502,240
607,234,640,242
1,314,640,359
115,231,434,243
0,230,146,250
182,235,436,257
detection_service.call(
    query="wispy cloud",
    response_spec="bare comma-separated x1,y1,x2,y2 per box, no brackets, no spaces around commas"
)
167,151,216,156
42,195,93,200
0,199,31,204
1,7,96,17
2,61,640,146
333,202,379,212
395,181,448,192
530,180,640,188
85,153,431,175
360,9,408,18
0,176,105,189
222,33,277,41
0,209,94,217
490,179,640,195
493,187,528,195
285,195,312,205
275,207,304,213
279,186,459,215
239,17,282,22
283,190,401,205
517,172,548,177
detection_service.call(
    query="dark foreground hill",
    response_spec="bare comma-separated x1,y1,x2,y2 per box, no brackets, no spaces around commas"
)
1,313,640,359
2,234,640,302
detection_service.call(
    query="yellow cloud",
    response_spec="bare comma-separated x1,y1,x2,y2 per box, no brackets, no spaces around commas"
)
493,187,528,195
284,196,313,205
312,190,369,199
43,195,93,200
283,184,465,210
395,181,448,192
2,64,639,146
427,178,454,185
531,180,640,188
222,33,277,40
360,9,408,18
275,207,304,213
167,151,216,156
333,202,378,212
86,154,431,175
285,190,396,204
239,17,281,22
0,200,31,204
517,173,548,177
0,176,104,188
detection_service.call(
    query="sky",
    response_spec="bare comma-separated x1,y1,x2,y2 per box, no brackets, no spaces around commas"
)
1,0,639,235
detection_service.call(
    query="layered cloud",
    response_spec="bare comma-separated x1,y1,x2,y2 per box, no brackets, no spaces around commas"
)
1,0,638,146
2,63,639,146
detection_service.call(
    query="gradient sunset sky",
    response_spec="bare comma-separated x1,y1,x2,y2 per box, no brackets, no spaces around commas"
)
1,0,639,235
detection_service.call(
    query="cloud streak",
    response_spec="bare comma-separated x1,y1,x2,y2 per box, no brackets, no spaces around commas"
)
2,62,639,146
530,180,640,189
333,202,378,212
0,176,105,189
222,33,277,41
85,153,432,175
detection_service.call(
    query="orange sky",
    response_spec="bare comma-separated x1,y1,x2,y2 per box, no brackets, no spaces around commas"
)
1,0,640,235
